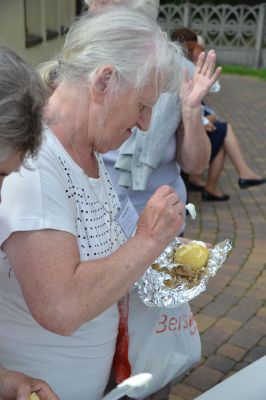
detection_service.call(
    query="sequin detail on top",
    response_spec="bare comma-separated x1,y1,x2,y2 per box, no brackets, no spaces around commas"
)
58,154,126,260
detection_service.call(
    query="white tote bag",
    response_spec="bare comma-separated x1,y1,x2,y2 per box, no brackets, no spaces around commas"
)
113,288,201,399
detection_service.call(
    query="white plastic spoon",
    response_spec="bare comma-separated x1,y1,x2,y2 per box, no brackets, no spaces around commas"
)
101,373,153,400
186,202,197,220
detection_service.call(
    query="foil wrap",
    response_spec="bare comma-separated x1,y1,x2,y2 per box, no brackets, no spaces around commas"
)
136,238,232,308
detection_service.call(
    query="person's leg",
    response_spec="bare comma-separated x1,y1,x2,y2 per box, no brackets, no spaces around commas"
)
188,173,206,188
224,123,262,179
204,145,226,196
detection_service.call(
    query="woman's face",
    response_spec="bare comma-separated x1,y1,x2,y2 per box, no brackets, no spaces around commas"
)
93,81,159,153
0,151,22,201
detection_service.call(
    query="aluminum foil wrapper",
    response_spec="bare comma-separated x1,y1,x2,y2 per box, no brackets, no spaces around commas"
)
136,238,232,308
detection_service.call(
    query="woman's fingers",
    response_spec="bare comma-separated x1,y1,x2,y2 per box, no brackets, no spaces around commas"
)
209,65,222,84
16,383,31,400
195,51,206,74
137,185,185,246
196,50,220,80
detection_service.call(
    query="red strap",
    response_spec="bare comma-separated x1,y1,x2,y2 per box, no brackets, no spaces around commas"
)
113,293,131,383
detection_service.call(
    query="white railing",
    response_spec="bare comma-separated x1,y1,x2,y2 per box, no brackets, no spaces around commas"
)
159,3,266,68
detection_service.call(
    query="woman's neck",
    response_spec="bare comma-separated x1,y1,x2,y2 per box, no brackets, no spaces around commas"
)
45,84,99,178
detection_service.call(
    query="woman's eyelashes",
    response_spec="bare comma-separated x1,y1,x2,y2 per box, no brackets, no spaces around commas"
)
139,103,148,114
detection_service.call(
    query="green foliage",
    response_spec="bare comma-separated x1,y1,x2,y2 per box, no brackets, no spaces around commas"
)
221,65,266,80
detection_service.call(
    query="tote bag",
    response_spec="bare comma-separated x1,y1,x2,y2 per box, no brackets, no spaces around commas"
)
113,287,201,399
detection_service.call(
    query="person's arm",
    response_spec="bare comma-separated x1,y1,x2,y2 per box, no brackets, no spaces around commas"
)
3,185,184,336
0,365,59,400
176,50,222,174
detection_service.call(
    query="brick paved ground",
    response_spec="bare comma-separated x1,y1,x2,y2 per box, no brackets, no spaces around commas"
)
170,74,266,399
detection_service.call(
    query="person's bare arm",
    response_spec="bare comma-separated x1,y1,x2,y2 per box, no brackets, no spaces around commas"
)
176,50,222,174
3,185,184,336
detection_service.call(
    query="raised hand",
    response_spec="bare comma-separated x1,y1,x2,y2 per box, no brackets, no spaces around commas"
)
180,50,222,108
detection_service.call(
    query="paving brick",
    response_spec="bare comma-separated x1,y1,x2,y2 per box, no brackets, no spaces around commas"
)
238,297,263,308
252,280,266,290
217,343,247,361
205,285,224,296
257,276,266,285
243,263,265,273
201,326,232,347
244,316,266,335
184,365,224,391
170,383,202,399
223,286,247,298
201,341,218,358
248,254,266,263
259,337,266,346
195,314,215,333
201,302,231,319
244,346,266,363
227,253,248,266
229,328,262,349
224,371,236,379
233,270,258,283
204,354,236,373
191,293,214,308
190,305,201,316
169,394,184,400
246,288,266,300
215,317,242,333
226,304,259,322
228,280,250,289
233,361,249,372
215,293,239,306
240,268,261,278
219,264,240,277
207,274,231,289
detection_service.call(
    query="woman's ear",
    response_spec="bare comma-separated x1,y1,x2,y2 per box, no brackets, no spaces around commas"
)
91,65,116,102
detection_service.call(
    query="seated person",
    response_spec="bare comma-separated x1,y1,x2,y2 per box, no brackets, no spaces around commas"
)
172,28,266,201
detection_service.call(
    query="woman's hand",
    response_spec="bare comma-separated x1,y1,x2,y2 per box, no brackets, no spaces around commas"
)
180,50,222,108
204,121,216,133
136,185,185,251
206,113,217,123
0,366,59,400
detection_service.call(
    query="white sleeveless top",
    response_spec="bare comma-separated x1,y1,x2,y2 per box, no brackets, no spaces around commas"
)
0,128,126,400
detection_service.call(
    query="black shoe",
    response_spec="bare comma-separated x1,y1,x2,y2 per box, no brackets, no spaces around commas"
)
202,190,230,202
238,177,266,189
187,182,205,192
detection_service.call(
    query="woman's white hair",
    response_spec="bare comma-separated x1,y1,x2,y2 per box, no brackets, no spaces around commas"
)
39,8,183,97
85,0,159,21
0,45,46,164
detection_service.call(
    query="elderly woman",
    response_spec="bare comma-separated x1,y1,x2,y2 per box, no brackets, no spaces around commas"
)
0,45,44,195
0,9,185,400
0,45,58,400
